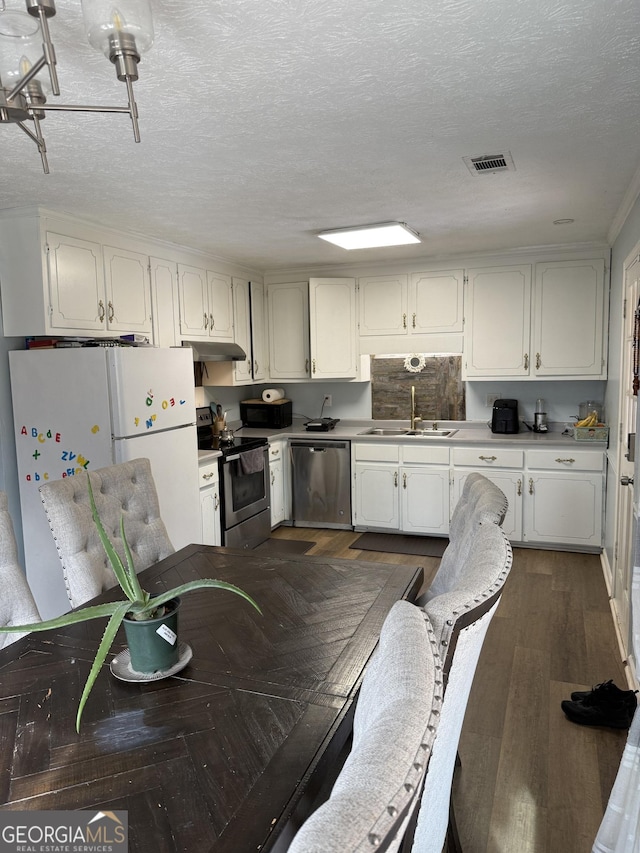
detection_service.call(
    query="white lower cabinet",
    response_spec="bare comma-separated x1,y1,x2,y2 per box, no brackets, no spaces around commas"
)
451,447,524,541
199,459,221,546
269,440,287,528
451,445,604,550
353,443,450,535
524,449,603,548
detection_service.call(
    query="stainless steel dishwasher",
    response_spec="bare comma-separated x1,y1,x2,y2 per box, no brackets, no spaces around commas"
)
291,440,351,529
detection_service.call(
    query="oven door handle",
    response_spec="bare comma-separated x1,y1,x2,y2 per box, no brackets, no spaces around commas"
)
224,454,242,462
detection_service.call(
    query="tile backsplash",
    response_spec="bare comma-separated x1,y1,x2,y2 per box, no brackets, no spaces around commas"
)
371,355,465,421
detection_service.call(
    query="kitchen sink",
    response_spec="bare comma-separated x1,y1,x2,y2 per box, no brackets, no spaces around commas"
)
358,427,458,438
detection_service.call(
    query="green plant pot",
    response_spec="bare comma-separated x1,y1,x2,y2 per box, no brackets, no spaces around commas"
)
123,597,181,674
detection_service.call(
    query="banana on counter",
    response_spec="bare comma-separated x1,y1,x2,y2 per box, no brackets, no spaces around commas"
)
575,411,601,428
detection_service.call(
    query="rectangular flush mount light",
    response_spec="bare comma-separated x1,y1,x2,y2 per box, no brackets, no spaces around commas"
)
317,221,421,250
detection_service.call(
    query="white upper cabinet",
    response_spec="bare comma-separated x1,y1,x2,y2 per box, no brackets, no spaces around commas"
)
358,270,463,337
358,274,408,336
267,281,310,380
149,257,179,348
103,245,152,334
0,211,154,337
178,264,233,341
463,257,607,380
177,264,208,336
309,277,357,379
249,281,268,382
410,270,464,334
231,277,252,383
47,231,105,332
207,271,234,340
267,278,360,381
464,264,532,377
532,259,606,377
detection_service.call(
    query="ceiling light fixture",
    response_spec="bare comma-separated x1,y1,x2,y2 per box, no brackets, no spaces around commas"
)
0,0,154,173
318,221,421,250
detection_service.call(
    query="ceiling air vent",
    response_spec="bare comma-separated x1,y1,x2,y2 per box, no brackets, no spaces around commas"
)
463,152,516,175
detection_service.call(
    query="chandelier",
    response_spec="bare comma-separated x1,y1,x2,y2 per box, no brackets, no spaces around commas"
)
0,0,154,173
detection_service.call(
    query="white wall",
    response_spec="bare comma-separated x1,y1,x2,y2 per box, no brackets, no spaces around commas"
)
466,380,608,424
200,381,372,425
0,299,28,568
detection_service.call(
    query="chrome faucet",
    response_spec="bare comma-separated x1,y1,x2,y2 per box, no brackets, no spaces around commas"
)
410,385,422,429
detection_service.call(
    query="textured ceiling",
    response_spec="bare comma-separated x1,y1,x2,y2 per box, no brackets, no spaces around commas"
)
1,0,639,271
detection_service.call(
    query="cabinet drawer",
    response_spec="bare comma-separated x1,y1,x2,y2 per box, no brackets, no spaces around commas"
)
199,461,219,486
402,445,450,465
353,443,400,463
526,449,604,472
452,447,524,468
269,441,285,461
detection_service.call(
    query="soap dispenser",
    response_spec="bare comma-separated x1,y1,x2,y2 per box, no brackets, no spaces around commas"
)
534,398,548,432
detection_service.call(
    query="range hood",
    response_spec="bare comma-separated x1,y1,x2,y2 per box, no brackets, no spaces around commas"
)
182,341,247,362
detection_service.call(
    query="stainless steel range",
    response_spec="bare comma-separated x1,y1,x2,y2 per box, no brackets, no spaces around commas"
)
197,407,270,548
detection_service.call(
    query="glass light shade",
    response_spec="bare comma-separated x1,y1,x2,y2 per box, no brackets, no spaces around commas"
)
318,222,421,250
0,10,43,91
81,0,154,59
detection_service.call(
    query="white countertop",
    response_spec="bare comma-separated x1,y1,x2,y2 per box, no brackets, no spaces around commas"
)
233,419,608,450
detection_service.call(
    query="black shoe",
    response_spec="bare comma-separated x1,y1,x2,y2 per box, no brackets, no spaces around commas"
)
561,697,636,729
570,680,638,708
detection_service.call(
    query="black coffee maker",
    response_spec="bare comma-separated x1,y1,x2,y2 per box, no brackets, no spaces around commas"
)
491,399,519,434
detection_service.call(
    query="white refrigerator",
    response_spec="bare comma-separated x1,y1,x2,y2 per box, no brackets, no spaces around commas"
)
9,346,201,619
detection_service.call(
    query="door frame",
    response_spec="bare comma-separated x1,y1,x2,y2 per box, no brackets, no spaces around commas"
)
611,243,640,676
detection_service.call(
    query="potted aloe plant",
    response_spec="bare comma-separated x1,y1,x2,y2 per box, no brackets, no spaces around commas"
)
0,475,261,732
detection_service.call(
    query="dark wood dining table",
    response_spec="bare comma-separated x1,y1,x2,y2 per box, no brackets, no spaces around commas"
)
0,544,423,852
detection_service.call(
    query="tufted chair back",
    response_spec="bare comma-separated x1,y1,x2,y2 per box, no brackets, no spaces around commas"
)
418,473,508,606
0,491,41,648
288,601,444,853
407,522,513,853
39,458,175,609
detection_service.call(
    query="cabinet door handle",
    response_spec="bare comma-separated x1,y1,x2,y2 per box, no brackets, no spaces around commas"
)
403,472,407,489
312,358,316,374
536,352,541,370
210,313,214,328
214,493,219,510
254,361,259,375
271,448,279,456
305,358,310,373
517,478,522,496
529,477,534,495
108,301,114,323
394,471,398,487
203,312,208,329
478,455,497,462
98,299,105,322
555,457,575,464
403,313,407,329
202,472,215,481
412,312,416,328
271,470,275,485
524,353,529,370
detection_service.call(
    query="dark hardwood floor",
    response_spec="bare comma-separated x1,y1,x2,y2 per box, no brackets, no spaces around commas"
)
267,526,629,853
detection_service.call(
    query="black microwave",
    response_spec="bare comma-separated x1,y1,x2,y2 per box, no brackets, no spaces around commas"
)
240,399,293,429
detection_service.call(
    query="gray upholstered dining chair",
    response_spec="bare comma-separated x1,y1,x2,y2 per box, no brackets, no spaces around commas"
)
0,491,41,648
417,472,509,606
288,600,444,853
39,458,175,609
404,521,514,853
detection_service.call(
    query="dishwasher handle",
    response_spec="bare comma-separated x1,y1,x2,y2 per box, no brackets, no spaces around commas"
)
290,441,349,452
